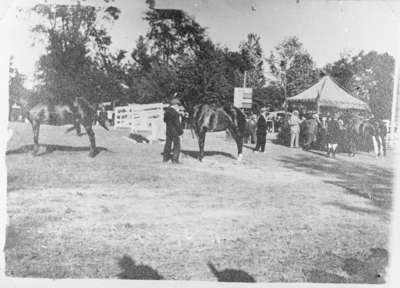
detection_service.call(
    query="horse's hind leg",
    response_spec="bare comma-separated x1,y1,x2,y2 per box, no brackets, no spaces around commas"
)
381,136,387,156
84,125,96,157
32,120,40,155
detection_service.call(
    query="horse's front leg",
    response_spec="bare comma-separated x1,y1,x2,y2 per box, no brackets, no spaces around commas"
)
231,129,243,161
371,135,379,158
32,120,40,155
378,135,384,157
84,125,96,157
198,130,206,162
236,136,243,161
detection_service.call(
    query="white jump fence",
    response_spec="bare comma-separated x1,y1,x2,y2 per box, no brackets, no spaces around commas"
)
114,103,167,141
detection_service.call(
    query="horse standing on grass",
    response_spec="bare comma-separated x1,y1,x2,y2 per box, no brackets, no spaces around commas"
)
192,103,247,161
25,97,108,157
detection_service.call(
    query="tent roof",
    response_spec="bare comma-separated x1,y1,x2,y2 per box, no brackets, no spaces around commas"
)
287,76,370,110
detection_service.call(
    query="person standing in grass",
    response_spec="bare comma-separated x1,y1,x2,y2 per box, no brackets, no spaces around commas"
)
163,98,183,163
288,110,301,148
254,107,268,153
326,113,341,158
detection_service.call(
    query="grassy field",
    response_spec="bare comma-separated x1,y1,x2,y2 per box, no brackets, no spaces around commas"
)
5,121,394,282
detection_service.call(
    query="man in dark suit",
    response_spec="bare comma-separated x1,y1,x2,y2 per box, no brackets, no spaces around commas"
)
163,98,183,163
254,107,268,153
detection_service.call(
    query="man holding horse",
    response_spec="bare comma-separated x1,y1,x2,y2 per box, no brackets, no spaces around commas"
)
163,98,184,164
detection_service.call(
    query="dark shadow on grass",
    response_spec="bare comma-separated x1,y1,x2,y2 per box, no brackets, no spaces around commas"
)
207,261,255,282
303,269,347,283
278,154,393,209
271,138,286,146
6,144,108,157
324,201,386,217
4,225,19,250
181,150,236,160
243,144,255,151
116,255,164,280
303,248,388,284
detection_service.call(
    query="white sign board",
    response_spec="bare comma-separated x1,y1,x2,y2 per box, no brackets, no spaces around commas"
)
114,103,167,141
234,88,253,108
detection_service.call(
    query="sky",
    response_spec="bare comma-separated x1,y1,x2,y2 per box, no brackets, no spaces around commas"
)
4,0,400,88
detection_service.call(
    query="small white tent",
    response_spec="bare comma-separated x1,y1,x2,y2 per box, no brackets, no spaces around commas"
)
287,76,370,112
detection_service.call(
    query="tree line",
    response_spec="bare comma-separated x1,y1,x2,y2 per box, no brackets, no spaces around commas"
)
9,1,395,119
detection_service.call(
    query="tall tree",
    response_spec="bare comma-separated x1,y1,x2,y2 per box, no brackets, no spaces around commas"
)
286,53,320,97
144,9,206,65
9,57,28,105
177,40,247,106
239,33,265,89
131,35,156,73
323,53,355,91
267,36,319,100
324,51,394,119
32,2,120,104
9,57,29,119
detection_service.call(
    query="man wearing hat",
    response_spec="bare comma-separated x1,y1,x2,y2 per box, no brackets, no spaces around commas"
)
254,107,269,153
163,98,184,163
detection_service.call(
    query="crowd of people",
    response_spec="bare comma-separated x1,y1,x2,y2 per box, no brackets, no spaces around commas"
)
161,98,385,163
246,107,358,158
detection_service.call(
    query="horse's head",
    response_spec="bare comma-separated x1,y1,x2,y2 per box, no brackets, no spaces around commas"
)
230,106,247,135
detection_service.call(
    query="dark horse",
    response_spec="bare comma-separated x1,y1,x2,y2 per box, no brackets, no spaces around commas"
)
25,97,108,157
192,103,247,161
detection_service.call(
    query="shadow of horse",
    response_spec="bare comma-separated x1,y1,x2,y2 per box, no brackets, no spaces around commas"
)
207,261,256,282
181,150,236,160
243,144,258,151
6,144,108,157
116,255,164,280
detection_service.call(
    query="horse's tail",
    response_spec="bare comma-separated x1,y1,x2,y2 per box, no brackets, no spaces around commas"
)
96,114,109,131
207,262,219,277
